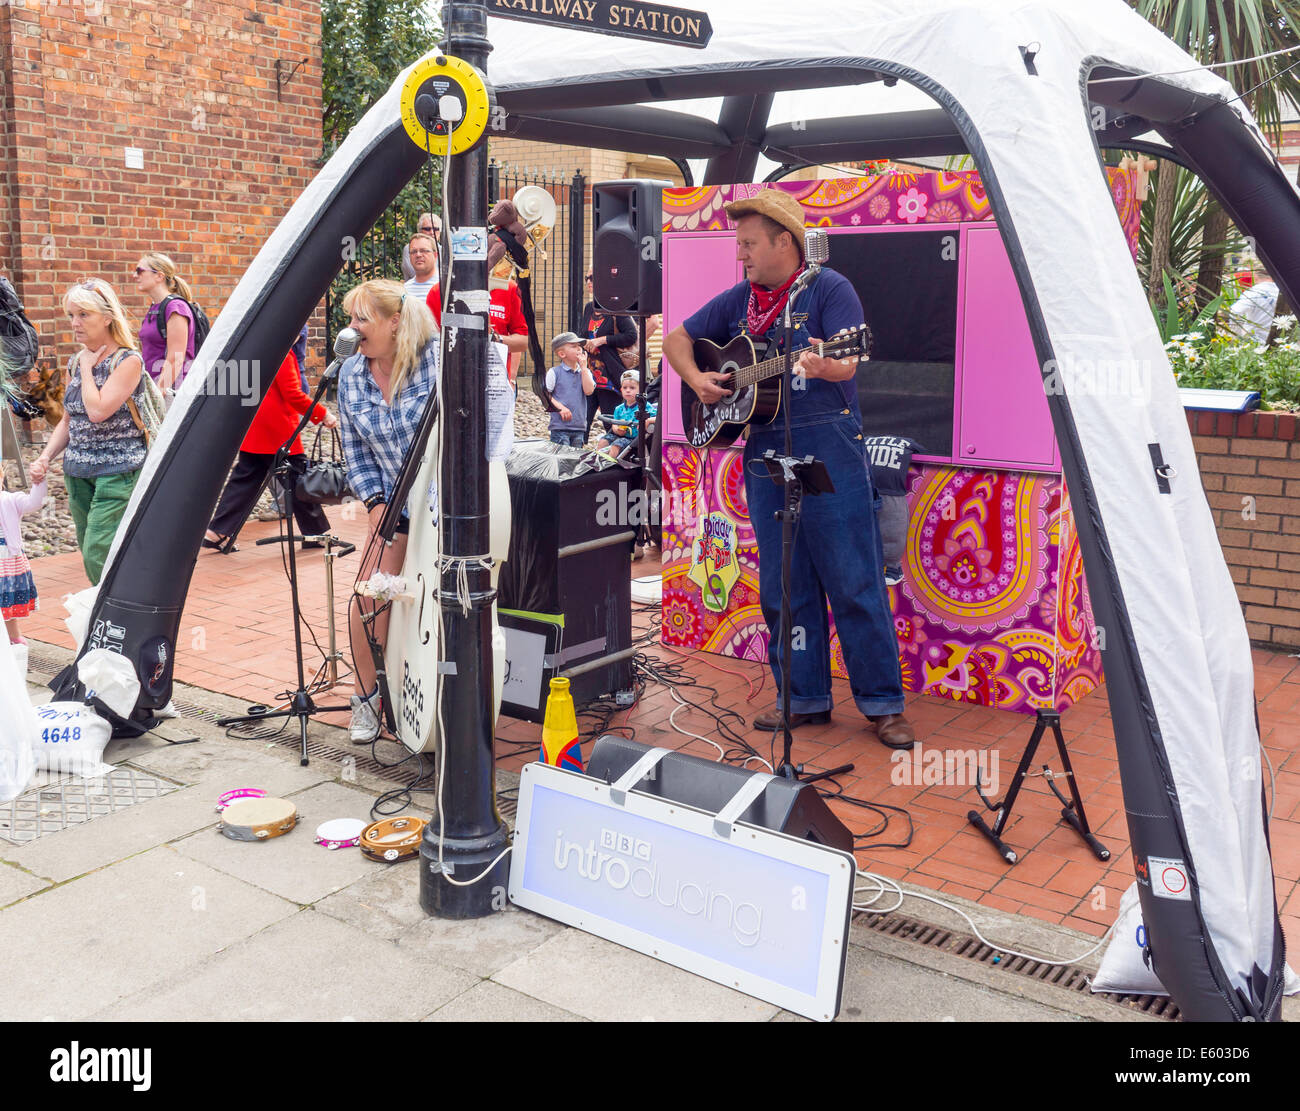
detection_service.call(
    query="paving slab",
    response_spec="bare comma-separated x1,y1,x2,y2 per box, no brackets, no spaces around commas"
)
492,928,778,1022
92,909,478,1022
171,781,387,906
396,903,570,979
316,856,569,976
0,845,297,1020
311,854,446,939
425,980,586,1022
834,944,1081,1022
122,736,334,794
0,861,50,906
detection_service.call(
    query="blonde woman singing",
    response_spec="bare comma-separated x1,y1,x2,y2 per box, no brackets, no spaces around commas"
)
337,279,440,742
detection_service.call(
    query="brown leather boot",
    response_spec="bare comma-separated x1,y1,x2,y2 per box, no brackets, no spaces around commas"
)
869,713,916,750
752,705,831,731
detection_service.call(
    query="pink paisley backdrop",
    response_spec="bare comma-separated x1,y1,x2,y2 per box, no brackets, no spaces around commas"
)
662,445,1103,715
662,165,1141,256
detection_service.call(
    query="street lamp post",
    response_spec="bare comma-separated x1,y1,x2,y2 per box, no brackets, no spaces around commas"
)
419,0,511,919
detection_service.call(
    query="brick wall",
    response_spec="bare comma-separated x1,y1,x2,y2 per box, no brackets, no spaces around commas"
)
0,0,321,373
1190,409,1300,648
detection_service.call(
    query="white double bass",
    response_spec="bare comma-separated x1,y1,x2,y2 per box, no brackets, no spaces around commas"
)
384,352,512,755
386,185,557,754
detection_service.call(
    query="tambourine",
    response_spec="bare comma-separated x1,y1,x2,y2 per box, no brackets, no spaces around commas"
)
220,797,298,842
215,787,266,812
314,818,366,851
360,816,427,862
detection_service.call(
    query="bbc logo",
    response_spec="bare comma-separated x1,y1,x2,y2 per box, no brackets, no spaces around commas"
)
600,827,651,861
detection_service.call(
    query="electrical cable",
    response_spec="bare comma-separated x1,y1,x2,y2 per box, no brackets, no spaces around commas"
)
851,868,1115,967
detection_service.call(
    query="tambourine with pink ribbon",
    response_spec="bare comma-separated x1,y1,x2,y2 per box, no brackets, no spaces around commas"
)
314,819,367,851
215,787,267,812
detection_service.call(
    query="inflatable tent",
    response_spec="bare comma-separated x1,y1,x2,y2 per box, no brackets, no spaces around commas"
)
76,0,1292,1019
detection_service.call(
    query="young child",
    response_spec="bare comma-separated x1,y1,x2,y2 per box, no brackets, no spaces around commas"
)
544,331,595,448
0,471,47,646
597,370,658,458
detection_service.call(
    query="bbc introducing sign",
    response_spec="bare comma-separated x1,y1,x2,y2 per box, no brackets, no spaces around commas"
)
509,761,855,1021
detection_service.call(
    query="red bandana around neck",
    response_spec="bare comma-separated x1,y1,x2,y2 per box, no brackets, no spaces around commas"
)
746,265,807,338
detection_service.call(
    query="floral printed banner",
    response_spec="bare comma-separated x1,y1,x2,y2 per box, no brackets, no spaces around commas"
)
663,165,1140,256
662,443,1103,715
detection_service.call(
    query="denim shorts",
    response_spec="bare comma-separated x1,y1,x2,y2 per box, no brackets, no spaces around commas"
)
550,429,585,448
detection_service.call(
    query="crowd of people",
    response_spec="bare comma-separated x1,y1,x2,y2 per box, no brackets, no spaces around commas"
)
1,217,664,741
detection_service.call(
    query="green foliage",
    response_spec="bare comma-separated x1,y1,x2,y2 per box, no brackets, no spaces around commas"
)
322,0,442,152
1164,317,1300,409
321,0,444,344
1154,270,1228,341
1131,1,1300,140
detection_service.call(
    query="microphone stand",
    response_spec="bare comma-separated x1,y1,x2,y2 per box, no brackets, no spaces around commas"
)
767,264,855,785
216,363,352,766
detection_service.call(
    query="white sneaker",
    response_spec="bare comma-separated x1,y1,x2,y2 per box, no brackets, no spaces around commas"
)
349,691,381,743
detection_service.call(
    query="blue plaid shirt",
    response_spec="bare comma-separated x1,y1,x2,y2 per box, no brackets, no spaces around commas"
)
338,341,440,511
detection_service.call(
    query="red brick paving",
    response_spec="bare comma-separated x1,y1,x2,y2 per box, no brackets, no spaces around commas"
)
22,527,1300,954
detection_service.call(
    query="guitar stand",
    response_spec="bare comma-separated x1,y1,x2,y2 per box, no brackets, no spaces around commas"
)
966,709,1110,865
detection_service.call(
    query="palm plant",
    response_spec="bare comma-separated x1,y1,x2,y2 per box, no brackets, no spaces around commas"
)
1132,1,1300,307
1137,161,1247,296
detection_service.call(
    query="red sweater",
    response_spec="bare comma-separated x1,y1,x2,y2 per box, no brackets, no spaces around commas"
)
425,282,527,338
240,352,326,455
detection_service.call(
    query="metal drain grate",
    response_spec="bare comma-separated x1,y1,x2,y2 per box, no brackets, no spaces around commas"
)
0,766,183,844
855,908,1182,1021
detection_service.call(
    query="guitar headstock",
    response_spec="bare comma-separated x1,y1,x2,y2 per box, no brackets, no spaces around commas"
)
821,323,873,363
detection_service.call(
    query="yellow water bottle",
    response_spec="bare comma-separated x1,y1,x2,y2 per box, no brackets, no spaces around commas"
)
540,677,583,772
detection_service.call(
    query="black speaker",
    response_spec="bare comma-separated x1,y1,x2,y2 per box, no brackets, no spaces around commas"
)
498,444,635,719
592,179,666,315
585,735,854,852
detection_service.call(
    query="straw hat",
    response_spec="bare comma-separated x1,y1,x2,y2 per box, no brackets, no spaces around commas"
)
724,189,806,255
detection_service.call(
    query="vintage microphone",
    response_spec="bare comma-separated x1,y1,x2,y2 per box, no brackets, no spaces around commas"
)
215,325,363,763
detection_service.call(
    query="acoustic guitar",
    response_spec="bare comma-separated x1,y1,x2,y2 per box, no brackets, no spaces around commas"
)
678,325,873,450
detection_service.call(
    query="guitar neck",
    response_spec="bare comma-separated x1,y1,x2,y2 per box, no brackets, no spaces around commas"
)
732,341,837,389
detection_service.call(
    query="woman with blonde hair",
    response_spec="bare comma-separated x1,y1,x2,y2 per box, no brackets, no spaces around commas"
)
337,278,440,742
30,279,148,584
134,251,196,391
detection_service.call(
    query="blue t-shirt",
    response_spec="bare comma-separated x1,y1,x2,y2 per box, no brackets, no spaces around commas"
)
682,268,865,423
611,400,657,424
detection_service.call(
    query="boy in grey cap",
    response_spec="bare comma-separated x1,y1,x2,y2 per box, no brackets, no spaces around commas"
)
544,332,595,447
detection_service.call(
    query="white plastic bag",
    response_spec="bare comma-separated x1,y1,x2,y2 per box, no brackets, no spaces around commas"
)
31,702,113,778
1091,883,1161,995
77,647,140,721
1093,882,1300,997
0,635,36,801
63,586,98,649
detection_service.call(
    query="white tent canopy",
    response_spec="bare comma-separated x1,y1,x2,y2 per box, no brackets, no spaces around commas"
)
81,0,1293,1019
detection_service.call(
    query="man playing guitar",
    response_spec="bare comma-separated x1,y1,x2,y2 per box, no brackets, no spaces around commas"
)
662,188,915,749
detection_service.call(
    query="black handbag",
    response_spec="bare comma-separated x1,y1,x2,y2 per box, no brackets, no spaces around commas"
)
296,426,351,506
